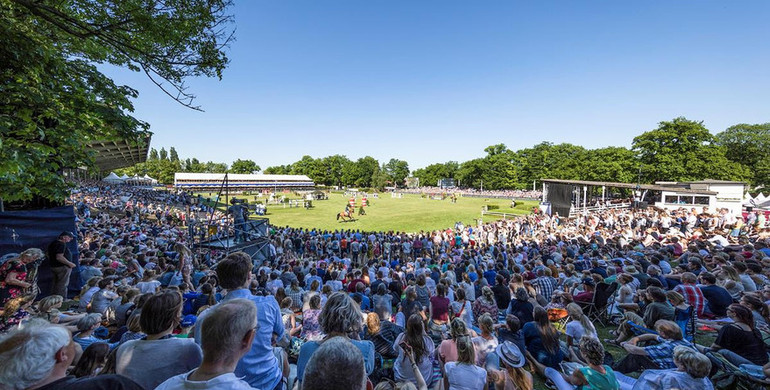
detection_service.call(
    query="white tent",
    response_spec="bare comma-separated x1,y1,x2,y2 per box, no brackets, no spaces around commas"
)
143,174,158,184
743,192,755,206
119,174,130,180
102,172,123,184
757,193,767,203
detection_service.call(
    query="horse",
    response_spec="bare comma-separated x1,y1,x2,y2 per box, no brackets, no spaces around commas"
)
337,210,355,222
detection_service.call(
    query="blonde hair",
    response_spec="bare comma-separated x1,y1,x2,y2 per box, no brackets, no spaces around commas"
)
673,346,711,378
37,295,63,314
566,303,596,338
366,312,381,335
20,248,44,260
666,291,685,306
455,335,475,365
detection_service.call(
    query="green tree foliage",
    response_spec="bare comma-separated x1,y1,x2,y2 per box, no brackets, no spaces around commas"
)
413,161,459,187
149,148,159,161
0,0,234,202
348,156,380,188
264,165,293,175
582,147,638,183
383,159,410,187
716,123,770,188
633,117,750,183
159,147,168,161
230,159,260,174
516,142,589,188
169,147,180,162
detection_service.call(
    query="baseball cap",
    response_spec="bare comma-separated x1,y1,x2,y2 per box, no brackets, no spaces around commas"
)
181,315,197,327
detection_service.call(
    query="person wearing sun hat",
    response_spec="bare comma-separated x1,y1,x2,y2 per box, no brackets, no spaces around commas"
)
486,341,533,390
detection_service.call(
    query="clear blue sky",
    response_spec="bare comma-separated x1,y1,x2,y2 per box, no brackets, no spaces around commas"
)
102,0,770,170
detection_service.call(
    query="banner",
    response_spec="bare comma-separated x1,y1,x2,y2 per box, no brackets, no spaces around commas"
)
0,206,81,298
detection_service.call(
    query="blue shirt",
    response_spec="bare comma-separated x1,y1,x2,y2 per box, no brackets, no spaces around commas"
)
195,289,285,390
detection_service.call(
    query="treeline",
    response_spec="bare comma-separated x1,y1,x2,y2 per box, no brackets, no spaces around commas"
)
121,117,770,190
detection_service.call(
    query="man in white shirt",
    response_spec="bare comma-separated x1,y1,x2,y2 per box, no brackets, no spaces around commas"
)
157,298,257,390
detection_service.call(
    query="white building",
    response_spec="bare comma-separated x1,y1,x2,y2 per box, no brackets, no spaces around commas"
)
655,180,746,215
174,173,315,191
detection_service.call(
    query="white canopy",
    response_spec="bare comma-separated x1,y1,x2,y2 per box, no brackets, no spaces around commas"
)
102,172,123,184
143,174,158,184
757,193,767,203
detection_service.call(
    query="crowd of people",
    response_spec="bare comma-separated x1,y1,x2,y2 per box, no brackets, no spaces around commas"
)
401,187,542,200
2,182,770,389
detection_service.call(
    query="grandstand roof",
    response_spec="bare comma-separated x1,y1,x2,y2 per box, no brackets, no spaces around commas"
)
174,172,313,181
541,179,718,195
89,137,151,172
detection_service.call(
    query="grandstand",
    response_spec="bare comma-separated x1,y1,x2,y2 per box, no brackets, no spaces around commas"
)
173,172,315,191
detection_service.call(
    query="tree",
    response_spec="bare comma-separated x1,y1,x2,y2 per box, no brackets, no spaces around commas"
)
159,147,168,161
383,159,410,187
169,147,179,162
413,161,459,187
229,159,260,174
633,117,750,182
203,161,228,173
149,148,159,161
1,0,234,202
349,156,379,188
264,165,292,175
582,147,638,183
716,123,770,188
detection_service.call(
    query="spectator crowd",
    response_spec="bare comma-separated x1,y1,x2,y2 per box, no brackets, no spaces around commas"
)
3,182,770,389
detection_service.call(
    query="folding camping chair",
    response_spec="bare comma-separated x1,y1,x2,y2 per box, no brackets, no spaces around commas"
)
582,282,618,327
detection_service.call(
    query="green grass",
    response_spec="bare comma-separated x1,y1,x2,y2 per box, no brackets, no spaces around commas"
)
196,192,536,232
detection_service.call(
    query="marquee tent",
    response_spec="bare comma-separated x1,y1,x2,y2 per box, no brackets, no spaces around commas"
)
102,172,123,184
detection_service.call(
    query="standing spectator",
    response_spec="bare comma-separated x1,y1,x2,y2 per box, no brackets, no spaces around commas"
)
47,232,76,298
156,298,258,390
117,290,203,389
196,251,287,390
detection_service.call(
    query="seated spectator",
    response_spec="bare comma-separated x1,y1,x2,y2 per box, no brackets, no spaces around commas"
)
394,314,436,388
672,272,705,318
572,279,595,306
699,304,769,367
116,290,203,389
302,336,368,390
442,334,487,390
296,292,375,384
70,342,110,378
473,287,499,324
606,287,674,345
439,317,471,363
373,283,395,319
507,288,534,324
73,313,116,350
301,294,323,341
614,346,713,390
740,294,770,329
472,313,499,367
0,320,142,389
613,320,694,374
486,341,533,390
697,272,733,318
564,303,597,352
156,298,258,389
281,297,302,337
544,337,619,390
523,306,564,369
497,314,526,356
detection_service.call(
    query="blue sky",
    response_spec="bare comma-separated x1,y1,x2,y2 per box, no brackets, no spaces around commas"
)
103,1,770,170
